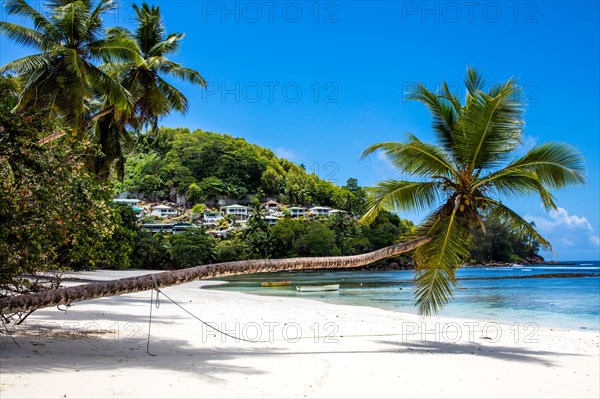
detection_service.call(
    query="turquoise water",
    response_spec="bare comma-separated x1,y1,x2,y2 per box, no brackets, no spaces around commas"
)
204,261,600,330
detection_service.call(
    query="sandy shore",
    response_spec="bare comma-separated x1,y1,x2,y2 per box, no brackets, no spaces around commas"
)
1,270,599,398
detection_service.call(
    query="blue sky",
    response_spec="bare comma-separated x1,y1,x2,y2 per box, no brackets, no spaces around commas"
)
1,1,598,260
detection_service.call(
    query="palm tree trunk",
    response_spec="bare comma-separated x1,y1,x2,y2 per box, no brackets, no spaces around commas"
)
0,237,430,315
36,130,67,145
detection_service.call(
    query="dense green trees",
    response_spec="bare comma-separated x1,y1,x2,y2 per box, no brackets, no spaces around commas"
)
470,218,540,263
167,229,216,269
0,76,136,291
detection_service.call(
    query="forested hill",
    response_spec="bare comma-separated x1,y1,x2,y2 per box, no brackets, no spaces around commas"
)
117,127,365,213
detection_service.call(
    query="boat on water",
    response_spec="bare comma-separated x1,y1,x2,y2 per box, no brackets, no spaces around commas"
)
296,284,340,292
261,281,292,287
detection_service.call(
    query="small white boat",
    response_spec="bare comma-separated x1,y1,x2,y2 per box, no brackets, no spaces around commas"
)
296,284,340,292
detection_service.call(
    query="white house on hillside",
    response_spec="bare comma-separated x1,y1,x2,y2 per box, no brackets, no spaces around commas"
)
308,206,331,217
263,200,282,213
151,205,178,218
220,204,251,221
203,211,223,224
263,215,280,225
328,209,347,216
113,199,140,206
288,206,307,218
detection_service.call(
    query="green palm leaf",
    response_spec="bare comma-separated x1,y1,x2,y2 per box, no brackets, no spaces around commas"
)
475,168,557,210
0,22,55,50
361,181,442,225
456,79,524,170
149,33,183,57
362,134,459,179
413,203,474,315
505,142,587,188
4,0,61,40
408,83,459,157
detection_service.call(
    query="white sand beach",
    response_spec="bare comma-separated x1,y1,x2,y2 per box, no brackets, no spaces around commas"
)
1,270,599,398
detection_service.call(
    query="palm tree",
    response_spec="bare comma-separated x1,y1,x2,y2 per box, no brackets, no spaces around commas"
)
102,3,206,131
89,2,206,178
0,237,430,315
0,0,140,133
361,67,586,314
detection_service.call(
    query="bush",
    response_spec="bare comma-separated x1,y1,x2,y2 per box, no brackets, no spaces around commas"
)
167,229,216,269
215,239,248,262
293,222,341,257
131,232,169,269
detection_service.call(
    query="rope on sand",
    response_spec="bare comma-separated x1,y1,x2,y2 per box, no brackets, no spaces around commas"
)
144,278,416,356
146,275,265,356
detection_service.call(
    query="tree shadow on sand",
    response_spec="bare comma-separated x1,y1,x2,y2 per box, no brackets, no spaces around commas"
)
373,339,587,366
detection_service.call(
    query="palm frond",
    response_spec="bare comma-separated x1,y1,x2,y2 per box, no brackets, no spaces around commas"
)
52,1,90,45
475,168,557,210
88,32,142,64
0,52,54,75
86,63,131,114
149,33,183,56
465,66,485,97
0,22,55,51
408,83,459,155
505,142,587,188
86,0,116,33
456,78,524,170
164,65,206,87
361,180,442,225
3,0,61,40
362,135,459,179
156,75,188,113
133,2,165,56
413,203,474,315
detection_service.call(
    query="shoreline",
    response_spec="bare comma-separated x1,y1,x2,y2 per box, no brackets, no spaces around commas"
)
1,270,599,398
204,280,600,333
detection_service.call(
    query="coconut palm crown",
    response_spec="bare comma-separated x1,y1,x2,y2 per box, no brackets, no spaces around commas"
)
0,0,141,132
102,2,206,131
362,67,587,315
89,2,206,178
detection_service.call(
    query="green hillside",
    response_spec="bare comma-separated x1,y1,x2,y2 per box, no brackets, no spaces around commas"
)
117,127,365,214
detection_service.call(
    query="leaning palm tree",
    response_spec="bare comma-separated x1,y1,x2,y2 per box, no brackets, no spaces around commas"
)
361,67,586,314
0,0,140,133
0,68,585,317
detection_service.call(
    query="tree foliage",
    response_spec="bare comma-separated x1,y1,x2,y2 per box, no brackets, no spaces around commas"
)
122,127,366,212
0,76,136,292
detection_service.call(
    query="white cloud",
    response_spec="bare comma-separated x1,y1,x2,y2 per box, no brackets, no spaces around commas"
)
526,207,600,249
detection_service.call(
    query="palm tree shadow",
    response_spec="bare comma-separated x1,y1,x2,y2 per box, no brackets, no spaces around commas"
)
0,334,269,381
375,339,586,366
